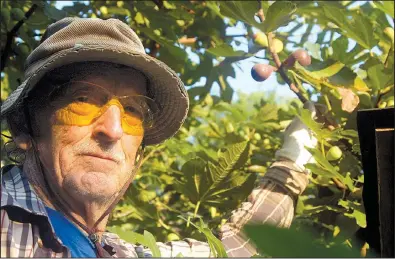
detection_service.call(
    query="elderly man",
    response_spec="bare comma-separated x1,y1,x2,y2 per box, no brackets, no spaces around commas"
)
1,17,317,257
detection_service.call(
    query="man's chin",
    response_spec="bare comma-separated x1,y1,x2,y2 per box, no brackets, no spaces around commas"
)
63,172,119,203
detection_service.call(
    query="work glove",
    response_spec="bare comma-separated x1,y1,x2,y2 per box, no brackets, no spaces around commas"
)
275,101,320,171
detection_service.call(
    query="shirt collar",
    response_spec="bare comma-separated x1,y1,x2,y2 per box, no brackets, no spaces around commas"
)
1,165,48,216
1,165,131,257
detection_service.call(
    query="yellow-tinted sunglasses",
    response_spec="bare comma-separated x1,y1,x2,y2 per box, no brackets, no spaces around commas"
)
49,81,159,136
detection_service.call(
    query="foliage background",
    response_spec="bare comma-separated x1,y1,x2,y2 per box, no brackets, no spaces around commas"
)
1,0,394,257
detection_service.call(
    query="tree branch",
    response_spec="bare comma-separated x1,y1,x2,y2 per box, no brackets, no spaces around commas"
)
256,1,265,22
178,37,196,45
383,46,392,68
1,4,38,72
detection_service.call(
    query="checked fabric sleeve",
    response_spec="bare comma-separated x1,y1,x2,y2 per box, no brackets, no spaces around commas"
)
218,159,309,257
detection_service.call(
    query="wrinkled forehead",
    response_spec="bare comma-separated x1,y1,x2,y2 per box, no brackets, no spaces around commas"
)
79,72,148,96
74,69,148,96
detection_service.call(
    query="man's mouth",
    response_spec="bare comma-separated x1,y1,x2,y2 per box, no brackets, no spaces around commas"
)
82,152,120,163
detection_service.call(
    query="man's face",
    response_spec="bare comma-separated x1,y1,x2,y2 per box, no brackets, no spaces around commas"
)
33,70,147,207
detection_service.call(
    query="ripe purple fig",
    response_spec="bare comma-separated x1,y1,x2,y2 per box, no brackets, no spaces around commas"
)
283,49,311,68
293,49,311,66
251,64,275,82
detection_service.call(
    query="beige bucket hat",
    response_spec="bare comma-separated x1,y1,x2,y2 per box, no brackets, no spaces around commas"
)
0,17,189,145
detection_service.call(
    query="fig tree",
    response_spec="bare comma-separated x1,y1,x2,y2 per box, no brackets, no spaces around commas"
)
326,146,342,161
251,64,275,82
253,31,268,48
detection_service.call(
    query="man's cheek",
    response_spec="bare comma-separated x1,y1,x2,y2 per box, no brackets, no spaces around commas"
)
122,136,142,164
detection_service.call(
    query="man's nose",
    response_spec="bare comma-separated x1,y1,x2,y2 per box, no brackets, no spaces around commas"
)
92,105,124,142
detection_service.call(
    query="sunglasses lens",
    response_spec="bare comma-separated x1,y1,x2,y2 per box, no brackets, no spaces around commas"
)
52,81,160,136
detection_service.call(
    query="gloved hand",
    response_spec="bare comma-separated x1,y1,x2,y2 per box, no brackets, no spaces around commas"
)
275,101,319,171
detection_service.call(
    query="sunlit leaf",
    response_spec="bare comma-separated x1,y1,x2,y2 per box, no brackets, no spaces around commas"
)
374,1,394,18
263,1,297,32
206,43,247,57
322,4,377,49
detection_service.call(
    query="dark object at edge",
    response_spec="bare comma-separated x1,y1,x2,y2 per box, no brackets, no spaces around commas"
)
356,107,394,258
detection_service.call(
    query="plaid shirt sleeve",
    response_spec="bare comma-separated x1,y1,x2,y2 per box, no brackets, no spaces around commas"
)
219,160,309,257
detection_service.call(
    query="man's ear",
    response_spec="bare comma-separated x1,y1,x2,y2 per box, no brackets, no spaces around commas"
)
14,134,32,150
6,113,33,151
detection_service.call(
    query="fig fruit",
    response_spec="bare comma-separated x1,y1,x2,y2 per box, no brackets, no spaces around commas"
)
167,233,180,242
387,99,394,107
253,31,268,48
272,38,283,53
253,133,261,140
100,6,108,15
283,49,311,67
251,64,275,82
326,146,342,161
10,8,24,21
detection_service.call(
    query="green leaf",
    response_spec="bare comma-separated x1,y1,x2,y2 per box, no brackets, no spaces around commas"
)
244,224,360,257
367,63,393,91
309,62,345,79
295,59,369,91
207,162,229,191
302,204,344,216
163,1,176,10
343,172,355,192
219,1,268,31
374,1,394,18
138,27,187,62
217,141,249,172
296,109,333,142
143,230,161,257
176,158,208,202
206,43,247,57
322,4,377,49
214,102,245,121
263,1,297,33
107,226,147,245
305,147,345,182
305,163,338,179
338,200,366,228
255,103,278,122
179,217,228,257
43,2,67,20
303,42,321,60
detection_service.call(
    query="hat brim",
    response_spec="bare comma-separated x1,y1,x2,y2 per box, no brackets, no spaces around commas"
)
0,46,189,145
